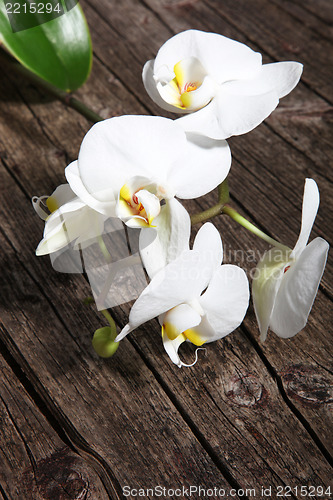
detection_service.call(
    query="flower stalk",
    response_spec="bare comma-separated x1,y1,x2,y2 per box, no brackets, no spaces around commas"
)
221,205,291,252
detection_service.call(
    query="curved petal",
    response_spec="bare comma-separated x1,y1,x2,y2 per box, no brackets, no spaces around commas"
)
269,237,329,338
221,62,303,98
36,221,70,256
292,178,320,259
65,161,117,216
139,198,191,279
77,116,187,199
36,201,105,255
170,133,231,197
199,264,249,342
252,247,291,341
177,88,279,140
182,315,215,345
116,249,215,341
153,30,262,85
143,59,187,113
193,222,223,268
161,303,201,340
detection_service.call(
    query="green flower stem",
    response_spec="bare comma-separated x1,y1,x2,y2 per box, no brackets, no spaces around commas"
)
190,179,229,226
222,205,291,252
100,309,117,335
0,48,103,123
97,234,111,263
218,178,230,204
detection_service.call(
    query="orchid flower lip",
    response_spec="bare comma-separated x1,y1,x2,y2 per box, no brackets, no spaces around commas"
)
116,177,164,228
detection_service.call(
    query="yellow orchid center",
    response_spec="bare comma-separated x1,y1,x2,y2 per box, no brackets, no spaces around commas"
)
118,180,161,228
162,321,206,347
172,58,203,110
156,56,215,112
120,184,148,220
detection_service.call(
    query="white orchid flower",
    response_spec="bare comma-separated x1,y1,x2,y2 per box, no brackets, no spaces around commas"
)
116,223,249,367
143,30,303,140
65,115,231,227
32,184,106,256
252,179,329,342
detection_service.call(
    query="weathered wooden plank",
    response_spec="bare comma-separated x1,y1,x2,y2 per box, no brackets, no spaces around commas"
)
0,78,332,499
0,218,236,495
205,0,333,103
0,352,110,500
269,0,333,42
290,0,333,27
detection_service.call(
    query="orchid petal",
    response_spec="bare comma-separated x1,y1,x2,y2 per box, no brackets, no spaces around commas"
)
77,116,187,200
36,221,70,256
199,264,249,342
292,178,320,259
269,238,329,338
36,200,105,255
139,198,191,279
221,62,303,98
252,247,291,341
116,249,216,341
65,161,117,217
32,184,75,220
153,30,262,85
193,222,223,269
179,75,217,111
177,89,279,140
182,315,215,345
170,133,231,197
173,56,207,92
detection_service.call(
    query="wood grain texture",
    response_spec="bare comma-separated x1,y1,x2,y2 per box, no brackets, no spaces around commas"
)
0,353,110,500
0,0,332,498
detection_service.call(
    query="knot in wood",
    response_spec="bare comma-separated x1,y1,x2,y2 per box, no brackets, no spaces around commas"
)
282,364,333,407
225,373,268,408
28,448,89,500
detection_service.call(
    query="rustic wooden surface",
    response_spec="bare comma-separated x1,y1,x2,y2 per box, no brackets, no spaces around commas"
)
0,0,332,499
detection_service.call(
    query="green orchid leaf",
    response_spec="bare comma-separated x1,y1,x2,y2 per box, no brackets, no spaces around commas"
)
0,0,92,91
